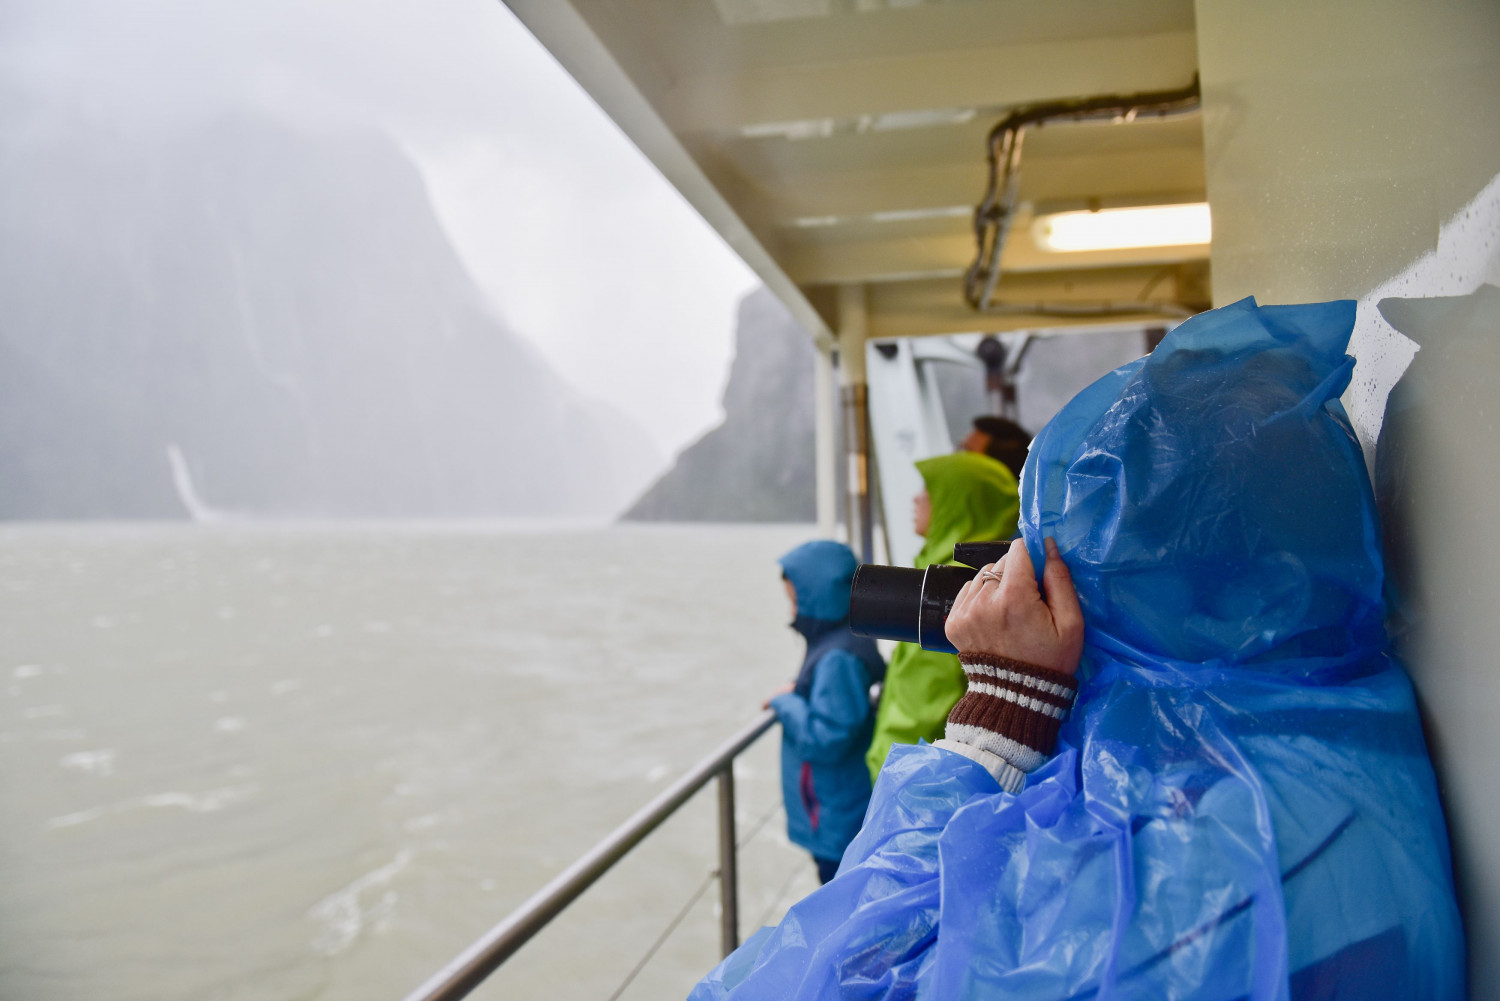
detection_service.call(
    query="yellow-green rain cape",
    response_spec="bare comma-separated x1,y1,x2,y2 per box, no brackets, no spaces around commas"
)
866,451,1019,781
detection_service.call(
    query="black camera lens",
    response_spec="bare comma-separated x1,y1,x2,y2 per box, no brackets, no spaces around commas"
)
851,563,979,654
848,541,1011,654
849,565,924,645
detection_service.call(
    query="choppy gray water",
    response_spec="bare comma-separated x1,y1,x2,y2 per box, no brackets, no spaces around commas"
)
0,522,822,1001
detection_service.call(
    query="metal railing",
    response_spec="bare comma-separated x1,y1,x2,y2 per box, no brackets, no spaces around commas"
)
400,708,779,1001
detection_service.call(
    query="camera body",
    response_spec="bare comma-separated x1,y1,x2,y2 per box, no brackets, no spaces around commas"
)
849,541,1011,654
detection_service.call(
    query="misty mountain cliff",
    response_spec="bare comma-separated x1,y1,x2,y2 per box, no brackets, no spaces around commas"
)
0,113,658,519
625,288,815,522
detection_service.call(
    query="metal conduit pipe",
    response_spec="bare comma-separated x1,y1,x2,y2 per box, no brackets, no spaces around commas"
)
399,709,777,1001
964,76,1203,312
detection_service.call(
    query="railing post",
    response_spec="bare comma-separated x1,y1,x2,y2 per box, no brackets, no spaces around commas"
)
838,283,874,563
716,765,739,957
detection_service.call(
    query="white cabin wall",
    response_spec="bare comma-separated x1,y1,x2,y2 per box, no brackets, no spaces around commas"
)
1193,0,1500,990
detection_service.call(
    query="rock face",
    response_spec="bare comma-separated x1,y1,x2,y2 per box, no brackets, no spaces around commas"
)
624,288,816,522
0,113,659,519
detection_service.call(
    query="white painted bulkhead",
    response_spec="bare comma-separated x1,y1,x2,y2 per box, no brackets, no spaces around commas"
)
1194,0,1500,989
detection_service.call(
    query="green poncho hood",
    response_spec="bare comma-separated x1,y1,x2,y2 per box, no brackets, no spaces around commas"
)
865,452,1020,781
912,451,1019,569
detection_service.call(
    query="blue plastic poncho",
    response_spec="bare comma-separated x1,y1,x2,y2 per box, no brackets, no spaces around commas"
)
774,540,885,862
691,297,1464,1001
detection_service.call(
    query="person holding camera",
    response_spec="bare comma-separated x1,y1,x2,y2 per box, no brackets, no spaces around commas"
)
865,450,1018,782
692,298,1463,1001
764,540,886,884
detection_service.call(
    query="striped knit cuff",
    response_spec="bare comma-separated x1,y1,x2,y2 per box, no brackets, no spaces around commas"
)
942,653,1078,787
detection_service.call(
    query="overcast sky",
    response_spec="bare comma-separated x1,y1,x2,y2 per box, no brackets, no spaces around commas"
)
0,0,760,457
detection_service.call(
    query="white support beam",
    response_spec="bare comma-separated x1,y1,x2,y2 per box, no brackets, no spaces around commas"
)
837,283,869,387
782,225,1210,287
860,266,1209,339
664,31,1199,135
758,148,1206,225
814,343,837,538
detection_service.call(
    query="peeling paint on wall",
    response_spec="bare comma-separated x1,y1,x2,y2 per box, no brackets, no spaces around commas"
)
1345,172,1500,462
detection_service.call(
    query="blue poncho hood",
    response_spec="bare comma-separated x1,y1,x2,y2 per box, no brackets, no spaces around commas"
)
778,540,883,695
778,540,858,621
1019,297,1386,672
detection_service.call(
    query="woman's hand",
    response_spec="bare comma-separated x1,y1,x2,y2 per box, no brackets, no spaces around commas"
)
763,681,795,709
945,537,1085,676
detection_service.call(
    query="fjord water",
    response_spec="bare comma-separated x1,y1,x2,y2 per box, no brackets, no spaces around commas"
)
0,522,821,1000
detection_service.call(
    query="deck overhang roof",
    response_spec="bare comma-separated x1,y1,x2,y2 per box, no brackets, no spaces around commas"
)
503,0,1209,345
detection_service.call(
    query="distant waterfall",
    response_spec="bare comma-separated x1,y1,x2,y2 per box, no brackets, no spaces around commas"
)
166,444,221,523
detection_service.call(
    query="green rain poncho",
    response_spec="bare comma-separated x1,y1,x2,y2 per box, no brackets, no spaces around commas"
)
865,451,1019,781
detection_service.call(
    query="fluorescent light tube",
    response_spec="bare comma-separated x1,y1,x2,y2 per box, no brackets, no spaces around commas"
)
1033,203,1211,252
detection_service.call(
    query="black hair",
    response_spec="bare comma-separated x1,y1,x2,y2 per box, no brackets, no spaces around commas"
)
970,416,1031,477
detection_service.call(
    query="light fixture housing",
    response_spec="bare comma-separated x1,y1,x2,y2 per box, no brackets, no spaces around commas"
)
1032,202,1212,253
